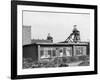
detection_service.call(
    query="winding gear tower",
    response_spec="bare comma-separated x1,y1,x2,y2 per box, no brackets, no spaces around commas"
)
65,25,80,43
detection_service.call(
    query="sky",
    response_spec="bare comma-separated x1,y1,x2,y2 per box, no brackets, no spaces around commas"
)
23,11,90,43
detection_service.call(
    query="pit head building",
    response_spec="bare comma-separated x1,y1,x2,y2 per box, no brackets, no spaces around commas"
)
23,25,89,62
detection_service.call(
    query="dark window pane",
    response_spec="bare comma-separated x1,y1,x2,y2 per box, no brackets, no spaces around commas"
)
63,48,66,56
52,50,56,56
48,50,51,57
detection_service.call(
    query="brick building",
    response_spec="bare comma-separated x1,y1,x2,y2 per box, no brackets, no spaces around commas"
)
22,25,31,45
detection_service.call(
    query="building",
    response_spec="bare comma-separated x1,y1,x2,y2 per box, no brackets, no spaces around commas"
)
22,25,31,45
23,42,89,62
47,33,53,42
23,25,89,62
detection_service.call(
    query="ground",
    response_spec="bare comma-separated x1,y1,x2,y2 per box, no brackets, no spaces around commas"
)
23,55,89,69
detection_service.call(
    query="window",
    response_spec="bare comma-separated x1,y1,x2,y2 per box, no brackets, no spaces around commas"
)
63,47,66,56
40,50,44,57
40,47,52,59
75,46,87,56
66,47,72,56
52,49,56,57
48,49,52,58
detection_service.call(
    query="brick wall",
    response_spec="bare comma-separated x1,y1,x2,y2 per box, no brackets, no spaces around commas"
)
22,26,31,45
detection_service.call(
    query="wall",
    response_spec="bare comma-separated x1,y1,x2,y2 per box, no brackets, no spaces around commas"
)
22,26,31,45
23,45,38,61
0,0,99,80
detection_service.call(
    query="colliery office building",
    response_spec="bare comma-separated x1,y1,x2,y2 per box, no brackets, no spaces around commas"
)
23,42,89,62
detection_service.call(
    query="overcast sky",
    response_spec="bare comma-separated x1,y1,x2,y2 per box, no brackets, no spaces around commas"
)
23,11,90,43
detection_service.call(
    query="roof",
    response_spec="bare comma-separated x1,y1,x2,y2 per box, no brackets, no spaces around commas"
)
23,42,89,47
31,39,52,43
